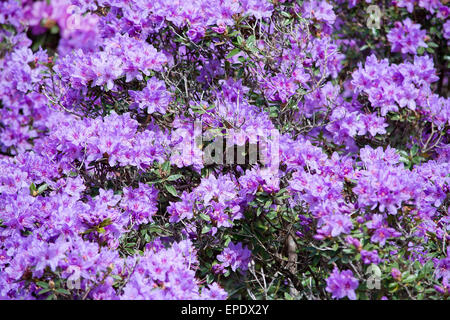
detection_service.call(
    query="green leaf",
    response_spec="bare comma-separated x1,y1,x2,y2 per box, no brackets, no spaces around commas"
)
266,210,277,220
206,273,215,284
37,183,48,195
37,281,49,288
227,30,239,37
99,218,113,228
388,282,399,292
255,220,268,231
38,288,52,295
46,294,56,300
398,150,409,157
226,48,241,59
403,274,416,283
246,35,256,48
166,174,183,181
164,184,178,197
201,225,212,234
146,179,162,185
280,11,292,18
410,144,419,156
284,292,293,300
30,183,37,195
161,161,171,174
50,25,59,34
236,36,244,46
55,288,70,295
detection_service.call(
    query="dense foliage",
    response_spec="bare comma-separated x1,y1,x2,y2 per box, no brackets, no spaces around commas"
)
0,0,449,300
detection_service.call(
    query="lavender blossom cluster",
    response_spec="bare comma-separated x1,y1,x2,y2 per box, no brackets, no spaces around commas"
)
0,0,449,300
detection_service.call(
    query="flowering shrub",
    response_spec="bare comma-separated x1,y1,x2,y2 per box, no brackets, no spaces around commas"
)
0,0,449,300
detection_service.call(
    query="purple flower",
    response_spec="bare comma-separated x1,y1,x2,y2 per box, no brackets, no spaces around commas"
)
120,183,159,225
129,77,171,114
391,268,402,281
316,214,353,238
241,0,273,19
216,242,251,273
167,191,195,223
64,177,86,198
200,283,228,300
371,227,401,247
360,250,381,265
387,18,428,55
326,268,359,300
92,52,123,90
302,1,336,25
346,236,362,251
434,248,450,287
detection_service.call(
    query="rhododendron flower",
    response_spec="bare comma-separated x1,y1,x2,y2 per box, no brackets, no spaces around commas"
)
216,242,251,273
326,268,359,300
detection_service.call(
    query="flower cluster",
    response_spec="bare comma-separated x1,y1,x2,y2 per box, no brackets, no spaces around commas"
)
121,239,227,300
326,268,359,300
0,0,449,301
387,18,428,55
214,242,252,274
54,33,167,90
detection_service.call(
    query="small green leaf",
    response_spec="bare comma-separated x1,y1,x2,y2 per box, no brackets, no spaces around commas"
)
166,174,183,181
201,225,212,234
38,288,52,295
37,183,48,195
161,161,171,174
236,36,244,46
99,218,113,228
97,227,106,234
226,48,241,59
403,274,416,283
55,288,70,295
410,145,419,156
164,185,178,197
50,25,59,34
30,183,37,195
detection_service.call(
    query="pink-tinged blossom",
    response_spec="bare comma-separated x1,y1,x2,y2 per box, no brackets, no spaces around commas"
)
316,214,353,239
326,268,359,300
129,77,171,114
302,1,336,25
360,250,381,264
216,242,251,273
240,0,273,19
387,18,428,54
